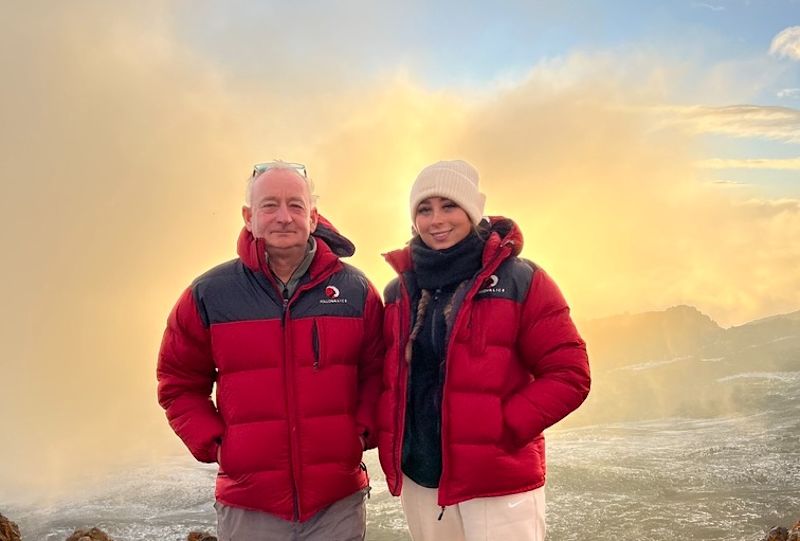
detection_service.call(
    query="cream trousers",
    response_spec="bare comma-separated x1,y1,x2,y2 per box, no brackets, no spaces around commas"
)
400,476,546,541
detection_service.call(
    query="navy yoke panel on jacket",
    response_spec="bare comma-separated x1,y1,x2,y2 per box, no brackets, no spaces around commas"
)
291,264,367,319
384,278,401,305
473,257,536,304
192,259,284,326
385,271,420,303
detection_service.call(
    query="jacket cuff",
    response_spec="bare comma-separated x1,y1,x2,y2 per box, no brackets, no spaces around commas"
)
358,426,377,450
211,440,221,464
195,439,220,464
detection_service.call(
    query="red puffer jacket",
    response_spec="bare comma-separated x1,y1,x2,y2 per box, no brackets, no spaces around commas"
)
157,218,384,521
377,217,590,506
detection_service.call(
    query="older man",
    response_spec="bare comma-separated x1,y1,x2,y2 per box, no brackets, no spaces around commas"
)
157,161,384,540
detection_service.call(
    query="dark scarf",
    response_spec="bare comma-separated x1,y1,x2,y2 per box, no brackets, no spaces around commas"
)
411,231,485,290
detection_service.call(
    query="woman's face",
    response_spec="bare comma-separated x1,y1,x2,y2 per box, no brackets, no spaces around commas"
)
414,197,472,250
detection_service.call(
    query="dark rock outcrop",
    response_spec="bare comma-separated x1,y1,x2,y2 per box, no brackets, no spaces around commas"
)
788,520,800,541
762,521,800,541
763,526,788,541
0,513,21,541
187,533,217,541
64,528,113,541
0,516,219,541
580,304,723,366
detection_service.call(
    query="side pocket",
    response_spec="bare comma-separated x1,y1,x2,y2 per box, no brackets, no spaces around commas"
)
217,427,228,474
498,397,525,454
349,420,364,468
217,426,249,480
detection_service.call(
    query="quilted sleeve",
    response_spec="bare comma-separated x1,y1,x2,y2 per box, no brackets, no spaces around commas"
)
354,280,385,450
502,269,591,447
157,286,225,463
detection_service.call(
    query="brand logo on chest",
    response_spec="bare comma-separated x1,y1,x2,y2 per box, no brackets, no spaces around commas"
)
478,274,506,295
320,285,348,304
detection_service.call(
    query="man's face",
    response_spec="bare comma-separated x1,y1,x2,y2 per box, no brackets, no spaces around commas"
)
242,169,318,255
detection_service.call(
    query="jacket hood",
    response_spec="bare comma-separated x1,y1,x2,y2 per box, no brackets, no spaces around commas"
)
383,216,524,274
237,214,356,272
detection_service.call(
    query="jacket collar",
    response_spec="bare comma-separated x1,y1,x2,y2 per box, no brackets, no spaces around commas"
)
237,214,355,279
383,216,524,275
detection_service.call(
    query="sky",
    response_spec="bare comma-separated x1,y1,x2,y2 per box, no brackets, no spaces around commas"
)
1,0,799,494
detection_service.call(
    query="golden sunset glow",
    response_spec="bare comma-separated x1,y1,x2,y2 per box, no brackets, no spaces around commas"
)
2,2,799,503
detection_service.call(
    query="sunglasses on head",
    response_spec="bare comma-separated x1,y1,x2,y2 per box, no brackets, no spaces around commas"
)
252,161,307,178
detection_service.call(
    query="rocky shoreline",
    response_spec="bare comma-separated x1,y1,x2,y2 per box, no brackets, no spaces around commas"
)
762,521,800,541
2,511,798,541
0,513,216,541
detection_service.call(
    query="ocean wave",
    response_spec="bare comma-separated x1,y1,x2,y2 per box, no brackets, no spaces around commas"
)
717,371,800,383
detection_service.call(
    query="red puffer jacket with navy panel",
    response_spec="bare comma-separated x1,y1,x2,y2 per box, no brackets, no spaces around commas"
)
157,218,384,521
377,217,590,506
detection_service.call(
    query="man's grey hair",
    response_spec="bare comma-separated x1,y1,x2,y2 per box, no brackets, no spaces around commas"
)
244,160,319,207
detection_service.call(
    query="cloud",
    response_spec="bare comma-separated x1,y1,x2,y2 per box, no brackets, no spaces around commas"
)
777,88,800,99
769,26,800,60
697,157,800,169
653,104,800,142
691,2,725,11
711,179,750,187
738,197,800,214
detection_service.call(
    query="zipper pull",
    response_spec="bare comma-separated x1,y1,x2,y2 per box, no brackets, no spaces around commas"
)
360,462,370,498
437,506,446,521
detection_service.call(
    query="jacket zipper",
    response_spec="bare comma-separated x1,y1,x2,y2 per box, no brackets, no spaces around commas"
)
279,266,338,521
431,288,441,358
437,246,510,507
393,276,412,495
281,290,302,521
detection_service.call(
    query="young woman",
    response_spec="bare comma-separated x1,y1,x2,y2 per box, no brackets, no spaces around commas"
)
377,160,591,541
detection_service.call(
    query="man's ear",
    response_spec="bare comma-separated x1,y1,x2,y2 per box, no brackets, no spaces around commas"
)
242,205,253,232
309,208,319,233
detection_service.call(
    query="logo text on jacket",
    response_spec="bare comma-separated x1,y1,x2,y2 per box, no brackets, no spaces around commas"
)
478,274,506,294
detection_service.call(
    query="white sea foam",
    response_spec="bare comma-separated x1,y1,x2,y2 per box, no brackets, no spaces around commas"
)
615,355,692,372
717,371,800,383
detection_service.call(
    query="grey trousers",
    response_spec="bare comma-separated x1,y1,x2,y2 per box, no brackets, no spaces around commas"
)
215,488,369,541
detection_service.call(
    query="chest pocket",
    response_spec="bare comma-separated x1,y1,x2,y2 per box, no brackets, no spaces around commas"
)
312,319,322,370
455,303,488,357
309,316,364,370
469,302,488,356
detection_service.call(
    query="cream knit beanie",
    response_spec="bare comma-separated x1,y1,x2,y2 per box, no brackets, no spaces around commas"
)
409,160,486,225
